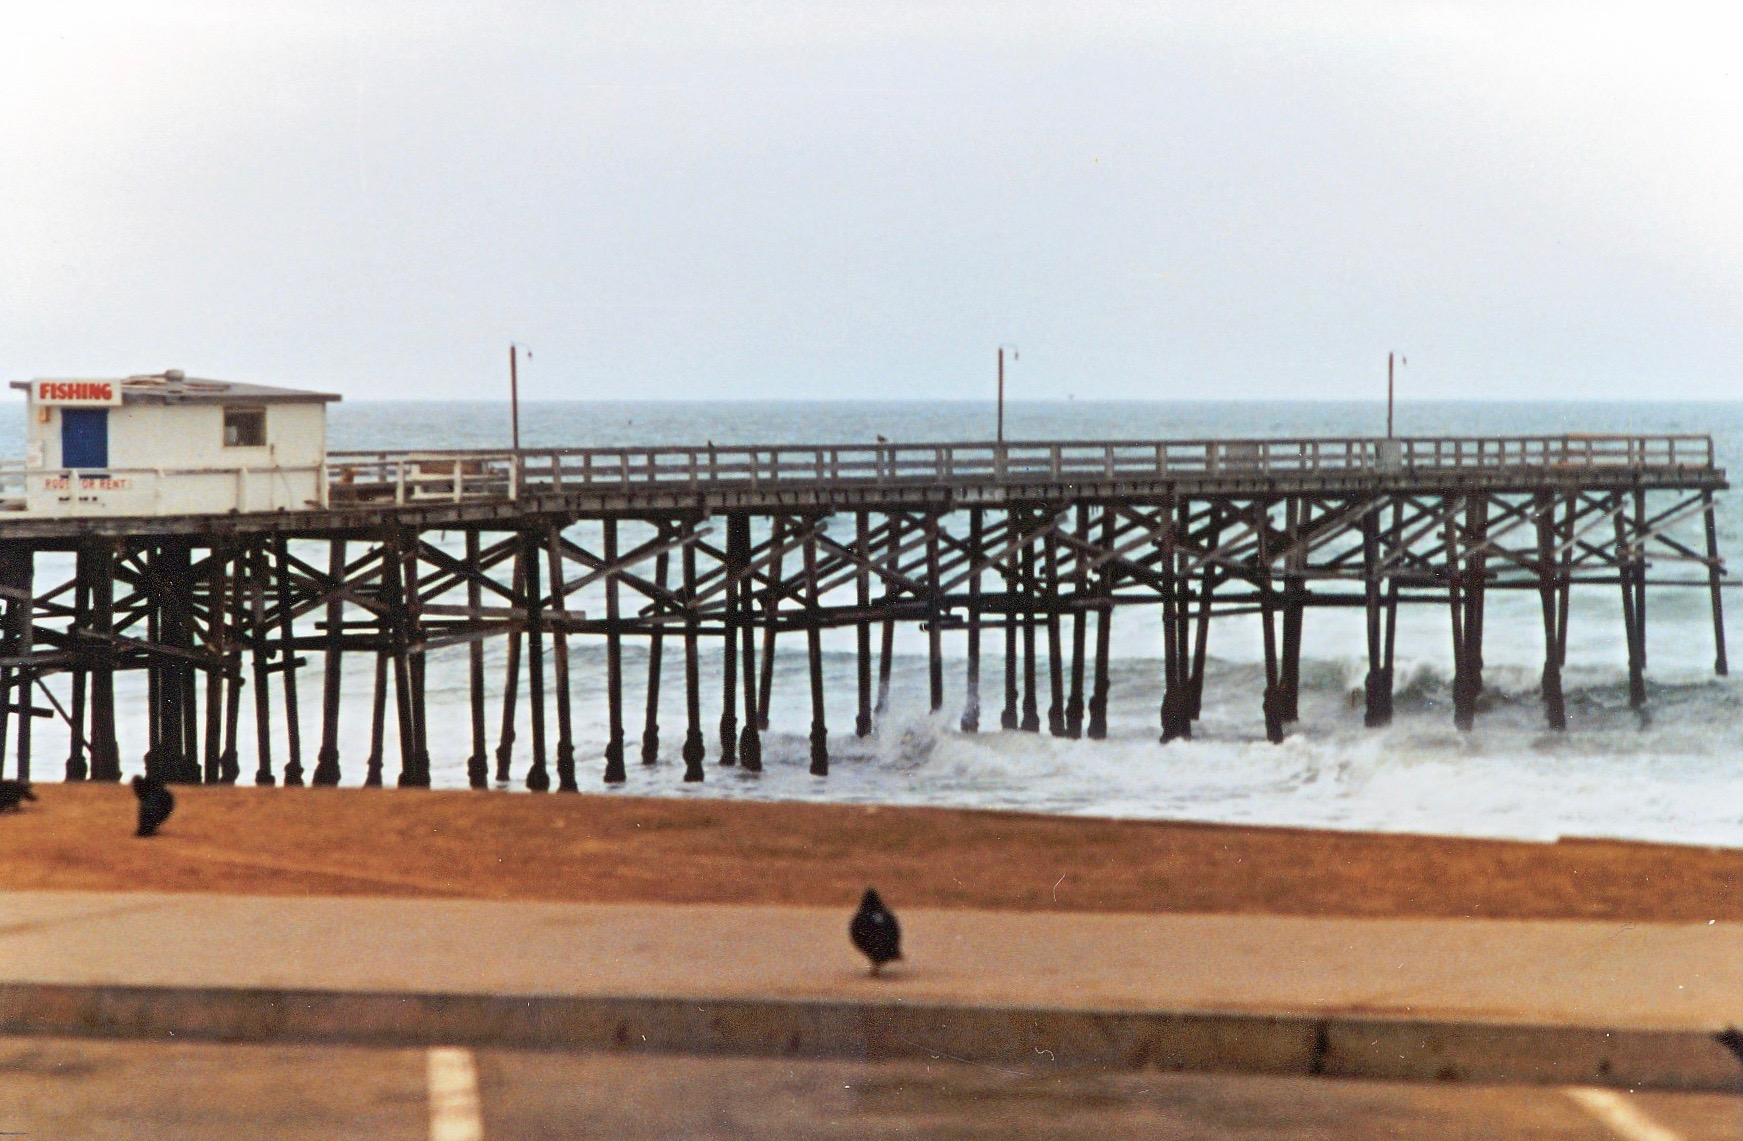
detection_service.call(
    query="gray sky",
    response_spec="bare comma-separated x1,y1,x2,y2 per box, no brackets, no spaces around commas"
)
3,2,1739,402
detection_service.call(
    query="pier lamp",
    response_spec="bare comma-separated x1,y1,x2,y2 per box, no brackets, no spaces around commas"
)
997,345,1019,445
509,343,532,451
1387,351,1406,439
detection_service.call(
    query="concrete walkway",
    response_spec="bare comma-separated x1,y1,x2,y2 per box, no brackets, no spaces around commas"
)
1,891,1741,1091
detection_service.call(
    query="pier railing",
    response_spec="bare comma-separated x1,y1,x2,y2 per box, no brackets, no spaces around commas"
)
325,434,1717,506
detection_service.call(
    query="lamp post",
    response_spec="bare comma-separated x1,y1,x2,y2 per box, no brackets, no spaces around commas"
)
997,346,1019,444
509,343,531,451
1387,351,1405,439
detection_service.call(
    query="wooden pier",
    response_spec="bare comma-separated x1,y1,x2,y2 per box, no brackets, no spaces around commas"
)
0,434,1728,787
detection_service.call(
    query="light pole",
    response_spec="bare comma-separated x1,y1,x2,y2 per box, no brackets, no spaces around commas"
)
997,346,1019,444
1387,351,1405,439
509,343,531,451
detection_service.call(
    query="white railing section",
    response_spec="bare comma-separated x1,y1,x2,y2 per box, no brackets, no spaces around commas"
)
324,435,1718,506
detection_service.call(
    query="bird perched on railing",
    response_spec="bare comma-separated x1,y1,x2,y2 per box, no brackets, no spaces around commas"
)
0,779,35,812
850,888,903,976
132,775,174,837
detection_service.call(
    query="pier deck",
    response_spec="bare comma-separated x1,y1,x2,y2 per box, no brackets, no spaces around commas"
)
0,434,1725,788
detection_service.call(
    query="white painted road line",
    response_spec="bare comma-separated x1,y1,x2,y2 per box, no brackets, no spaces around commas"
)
1565,1087,1682,1141
428,1047,484,1141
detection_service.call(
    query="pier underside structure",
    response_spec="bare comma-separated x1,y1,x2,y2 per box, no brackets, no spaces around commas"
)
0,435,1727,787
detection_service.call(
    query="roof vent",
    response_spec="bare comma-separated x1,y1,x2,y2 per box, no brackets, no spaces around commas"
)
164,369,185,382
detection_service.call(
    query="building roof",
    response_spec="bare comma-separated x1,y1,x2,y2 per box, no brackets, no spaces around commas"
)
10,371,340,405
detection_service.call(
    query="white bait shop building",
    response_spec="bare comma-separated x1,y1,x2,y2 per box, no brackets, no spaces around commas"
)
8,370,340,517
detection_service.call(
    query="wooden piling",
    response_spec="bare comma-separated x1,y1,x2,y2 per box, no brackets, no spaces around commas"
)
642,546,669,764
602,519,627,785
805,522,828,776
1087,504,1114,741
1537,492,1568,731
272,536,304,786
737,515,762,772
523,529,550,792
1706,490,1729,676
856,511,874,737
926,512,943,714
466,529,489,788
758,518,784,732
718,514,740,767
681,526,706,782
875,515,897,723
549,523,580,791
1020,520,1040,733
961,507,983,733
313,538,345,786
1044,523,1066,737
88,542,121,783
494,551,523,784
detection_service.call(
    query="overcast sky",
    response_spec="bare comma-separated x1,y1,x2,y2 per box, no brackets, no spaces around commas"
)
2,2,1739,402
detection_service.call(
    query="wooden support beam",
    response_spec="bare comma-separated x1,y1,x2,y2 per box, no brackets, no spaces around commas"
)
66,553,90,781
493,552,523,784
549,523,580,790
313,538,345,785
384,535,417,788
250,544,276,785
1002,509,1019,731
466,529,489,788
523,529,550,792
273,536,304,786
875,515,897,725
1706,490,1729,677
961,507,982,733
856,511,873,737
1257,503,1285,745
1617,501,1646,710
1278,499,1304,725
365,651,388,786
602,519,627,785
1066,504,1088,739
1446,503,1473,733
642,548,668,765
1362,505,1392,728
681,528,706,782
405,533,431,787
1537,492,1567,731
805,522,828,776
1087,504,1114,741
927,512,944,714
758,517,784,732
1020,518,1040,733
1160,495,1189,743
88,542,121,783
736,515,762,771
718,514,739,767
1044,523,1065,737
220,549,243,784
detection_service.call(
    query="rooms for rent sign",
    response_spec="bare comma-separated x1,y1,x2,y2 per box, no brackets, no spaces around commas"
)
32,379,121,406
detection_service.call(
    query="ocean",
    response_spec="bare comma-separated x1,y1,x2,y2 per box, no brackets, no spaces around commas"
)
15,399,1743,847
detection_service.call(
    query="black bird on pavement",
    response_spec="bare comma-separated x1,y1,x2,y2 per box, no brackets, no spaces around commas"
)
1716,1027,1743,1066
0,780,35,812
132,775,175,838
850,888,902,976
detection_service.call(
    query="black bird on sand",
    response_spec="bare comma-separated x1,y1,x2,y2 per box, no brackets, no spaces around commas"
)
850,888,903,976
132,775,175,838
0,780,35,812
1716,1027,1743,1066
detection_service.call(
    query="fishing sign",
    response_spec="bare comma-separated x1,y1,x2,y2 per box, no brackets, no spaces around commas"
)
31,379,123,407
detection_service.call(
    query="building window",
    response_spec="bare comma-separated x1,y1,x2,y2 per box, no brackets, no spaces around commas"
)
224,407,266,447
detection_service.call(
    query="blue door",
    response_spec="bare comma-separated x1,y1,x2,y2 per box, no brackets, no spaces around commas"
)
61,408,108,469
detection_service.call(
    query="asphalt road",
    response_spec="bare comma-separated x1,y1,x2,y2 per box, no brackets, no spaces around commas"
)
0,1034,1738,1139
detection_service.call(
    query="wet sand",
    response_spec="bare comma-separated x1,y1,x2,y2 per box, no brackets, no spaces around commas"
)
0,783,1735,921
